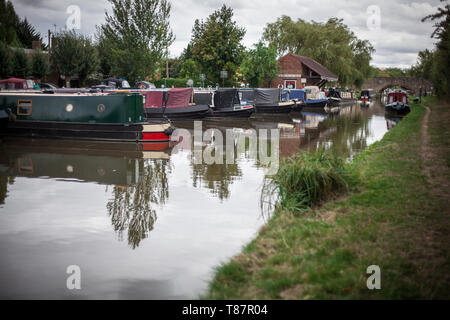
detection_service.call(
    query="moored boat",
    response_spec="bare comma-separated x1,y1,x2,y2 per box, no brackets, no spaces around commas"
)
283,89,305,112
327,88,357,106
204,88,254,118
359,89,376,107
304,86,328,108
0,92,174,142
143,88,210,119
384,90,410,115
253,88,295,113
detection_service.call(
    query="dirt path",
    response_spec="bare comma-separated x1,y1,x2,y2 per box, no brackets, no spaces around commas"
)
419,103,450,297
420,105,450,200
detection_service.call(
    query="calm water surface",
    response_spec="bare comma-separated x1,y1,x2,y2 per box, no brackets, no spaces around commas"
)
0,101,393,299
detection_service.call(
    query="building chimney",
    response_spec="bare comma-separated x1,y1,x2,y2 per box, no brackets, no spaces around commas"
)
32,40,41,50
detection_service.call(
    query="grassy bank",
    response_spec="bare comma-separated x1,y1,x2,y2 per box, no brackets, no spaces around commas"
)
205,96,450,299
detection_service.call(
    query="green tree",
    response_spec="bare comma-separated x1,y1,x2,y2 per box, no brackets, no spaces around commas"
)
409,49,435,79
31,51,49,81
262,16,374,88
422,0,449,98
16,18,43,49
241,42,278,87
12,48,29,78
0,0,21,46
0,0,44,48
0,41,14,78
100,0,175,85
179,58,199,79
95,26,114,77
159,57,181,79
189,5,246,86
50,31,98,87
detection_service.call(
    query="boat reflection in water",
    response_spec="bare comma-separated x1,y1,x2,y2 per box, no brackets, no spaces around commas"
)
385,114,404,131
0,138,173,249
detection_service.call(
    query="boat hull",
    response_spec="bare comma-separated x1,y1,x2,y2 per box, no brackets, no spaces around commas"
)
304,100,328,108
291,102,305,113
0,120,173,143
145,105,210,119
255,102,295,114
385,104,411,115
205,106,254,118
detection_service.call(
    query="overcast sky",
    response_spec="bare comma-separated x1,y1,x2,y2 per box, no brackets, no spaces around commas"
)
10,0,443,68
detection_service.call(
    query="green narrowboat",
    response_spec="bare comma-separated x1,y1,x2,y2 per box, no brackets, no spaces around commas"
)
0,92,174,142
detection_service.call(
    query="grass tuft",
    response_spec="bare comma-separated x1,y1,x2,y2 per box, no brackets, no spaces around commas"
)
269,149,349,211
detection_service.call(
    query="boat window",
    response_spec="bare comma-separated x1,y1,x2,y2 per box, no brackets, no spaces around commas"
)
97,104,106,112
26,80,35,89
17,100,32,115
18,158,34,174
122,80,131,88
388,95,394,104
403,95,407,104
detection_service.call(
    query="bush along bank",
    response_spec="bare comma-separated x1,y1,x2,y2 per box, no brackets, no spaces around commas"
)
205,96,450,299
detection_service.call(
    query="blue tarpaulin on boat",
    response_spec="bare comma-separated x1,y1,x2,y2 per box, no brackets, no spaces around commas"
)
289,90,305,101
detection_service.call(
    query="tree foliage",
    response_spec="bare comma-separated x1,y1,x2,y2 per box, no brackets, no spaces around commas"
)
189,5,246,86
31,51,49,80
100,0,175,85
179,58,199,79
371,67,409,78
50,31,98,87
0,0,44,48
12,48,29,78
0,41,13,78
422,0,450,98
409,49,435,80
241,42,278,87
262,16,374,88
95,26,114,78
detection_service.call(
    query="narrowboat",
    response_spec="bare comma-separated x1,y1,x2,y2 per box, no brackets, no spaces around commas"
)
0,92,174,142
202,88,254,118
283,89,305,112
142,88,210,119
359,89,376,107
385,90,410,115
360,89,376,101
327,88,357,106
304,86,328,108
252,88,295,113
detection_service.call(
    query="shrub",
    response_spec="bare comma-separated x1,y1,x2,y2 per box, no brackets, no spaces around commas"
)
267,150,348,211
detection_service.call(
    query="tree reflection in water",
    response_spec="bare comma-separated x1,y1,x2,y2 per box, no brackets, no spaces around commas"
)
191,131,245,201
106,159,171,249
311,105,372,157
192,162,242,201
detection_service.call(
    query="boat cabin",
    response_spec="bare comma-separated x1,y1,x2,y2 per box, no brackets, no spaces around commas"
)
0,78,36,90
97,78,131,89
387,91,408,105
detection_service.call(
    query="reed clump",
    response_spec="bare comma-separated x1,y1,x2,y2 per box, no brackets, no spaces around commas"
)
270,150,349,211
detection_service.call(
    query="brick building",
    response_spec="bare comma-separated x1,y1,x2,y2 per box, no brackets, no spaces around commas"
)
270,53,338,89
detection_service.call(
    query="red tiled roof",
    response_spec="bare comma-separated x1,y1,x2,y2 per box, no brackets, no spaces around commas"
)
285,53,338,81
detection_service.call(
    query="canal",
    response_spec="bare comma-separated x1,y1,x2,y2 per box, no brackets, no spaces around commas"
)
0,101,393,299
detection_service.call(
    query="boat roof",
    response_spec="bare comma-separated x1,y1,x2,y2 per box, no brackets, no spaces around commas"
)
0,78,27,83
